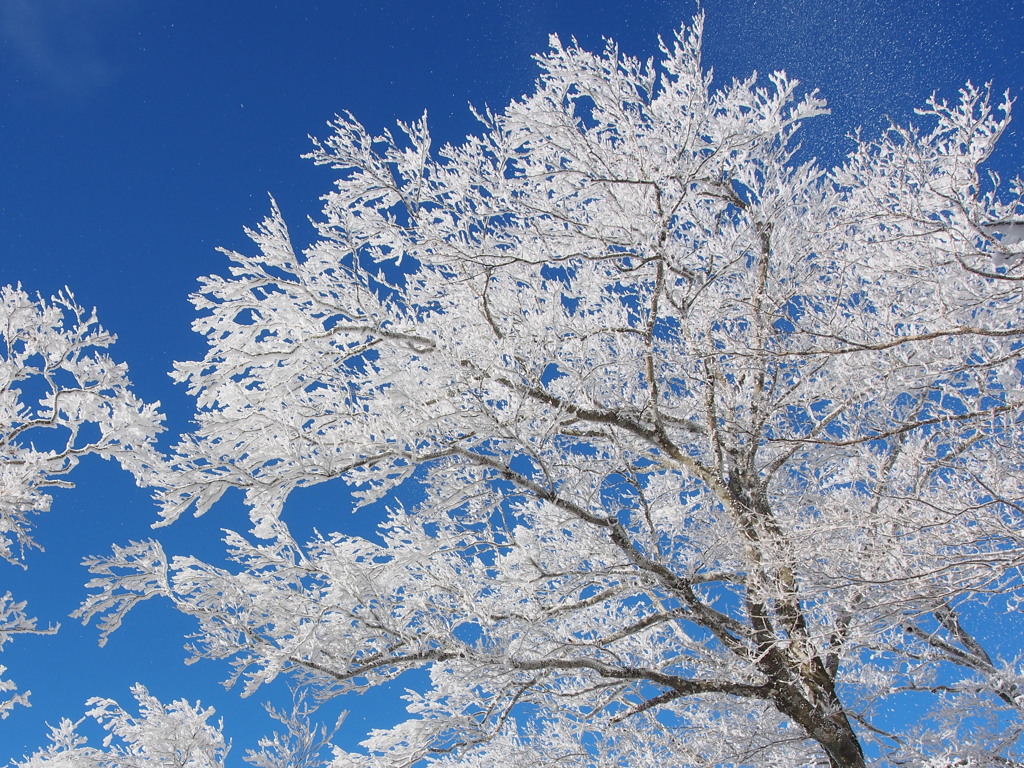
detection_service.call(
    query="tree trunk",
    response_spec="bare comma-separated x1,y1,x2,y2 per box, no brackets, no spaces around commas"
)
814,717,867,768
774,686,867,768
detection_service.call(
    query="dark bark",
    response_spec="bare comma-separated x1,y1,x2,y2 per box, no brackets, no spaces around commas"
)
772,683,867,768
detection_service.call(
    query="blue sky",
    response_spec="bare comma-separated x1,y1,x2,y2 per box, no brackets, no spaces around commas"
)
0,0,1022,762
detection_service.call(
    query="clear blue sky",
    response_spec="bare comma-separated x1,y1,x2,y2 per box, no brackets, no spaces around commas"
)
0,0,1021,762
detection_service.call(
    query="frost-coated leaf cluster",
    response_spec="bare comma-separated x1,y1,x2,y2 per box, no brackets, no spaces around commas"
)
30,15,1024,768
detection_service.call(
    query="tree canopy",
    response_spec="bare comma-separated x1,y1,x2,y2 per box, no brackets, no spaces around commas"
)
8,15,1024,768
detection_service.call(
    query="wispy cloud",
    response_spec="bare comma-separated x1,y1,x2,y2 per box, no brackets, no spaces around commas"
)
0,0,130,96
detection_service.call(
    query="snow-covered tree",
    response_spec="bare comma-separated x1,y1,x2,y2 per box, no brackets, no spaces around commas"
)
78,17,1024,767
0,286,163,716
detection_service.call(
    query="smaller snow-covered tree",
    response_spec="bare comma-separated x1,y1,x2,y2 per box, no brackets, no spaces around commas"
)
0,285,163,715
10,685,228,768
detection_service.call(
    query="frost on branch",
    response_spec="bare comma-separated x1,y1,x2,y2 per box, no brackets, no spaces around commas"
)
9,684,229,768
0,285,164,716
74,540,172,646
0,591,53,719
87,15,1024,768
243,693,344,768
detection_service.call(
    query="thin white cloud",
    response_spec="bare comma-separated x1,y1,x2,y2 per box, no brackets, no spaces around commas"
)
0,0,128,95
